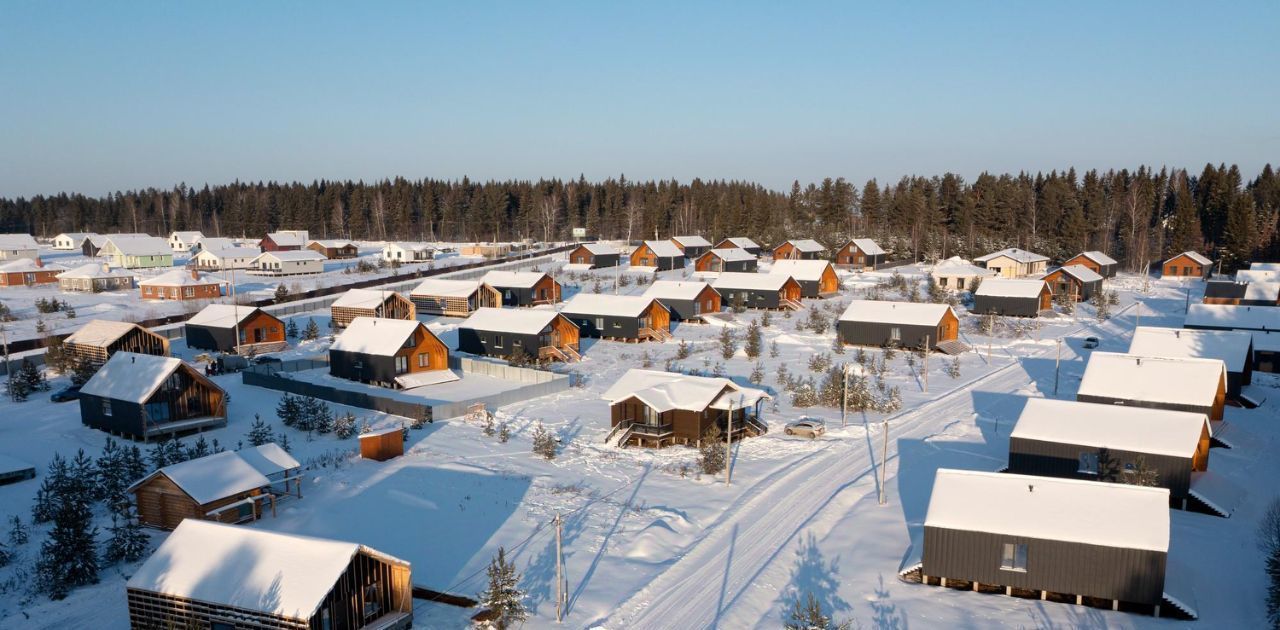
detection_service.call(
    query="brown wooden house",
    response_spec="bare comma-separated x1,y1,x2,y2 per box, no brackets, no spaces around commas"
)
695,247,758,273
308,239,359,259
410,278,501,316
0,258,63,287
128,450,273,529
630,240,686,270
567,243,621,268
260,230,309,252
641,280,722,322
127,519,413,630
1162,251,1212,278
1042,265,1103,302
79,352,227,440
602,369,770,448
63,319,170,367
713,237,762,256
833,238,886,270
1063,251,1118,278
329,317,450,388
185,304,287,354
331,289,416,328
771,239,828,260
769,259,840,298
138,268,226,301
560,294,672,341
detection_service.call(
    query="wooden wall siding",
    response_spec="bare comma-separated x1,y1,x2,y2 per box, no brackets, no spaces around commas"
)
834,244,884,269
361,431,404,461
655,289,722,321
1193,425,1211,471
647,301,671,332
241,309,286,347
1043,271,1098,302
308,242,358,259
332,294,415,328
1162,255,1207,277
569,246,619,269
128,587,311,630
400,328,449,374
1007,437,1194,499
974,294,1045,318
922,527,1167,605
695,253,757,273
314,550,413,630
66,328,169,367
412,285,499,316
140,283,222,301
79,366,225,440
838,314,955,349
131,473,263,530
1063,255,1116,278
0,269,60,286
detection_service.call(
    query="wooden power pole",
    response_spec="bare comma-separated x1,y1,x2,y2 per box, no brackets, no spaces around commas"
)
555,512,566,623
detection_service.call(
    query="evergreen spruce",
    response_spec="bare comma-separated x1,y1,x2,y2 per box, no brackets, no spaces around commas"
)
276,392,302,428
8,515,29,547
676,339,691,360
498,422,510,443
95,437,129,506
303,318,320,340
274,284,290,302
1258,498,1280,627
286,319,299,339
531,422,557,460
698,425,726,475
478,546,527,630
103,502,148,564
745,320,763,358
33,454,70,524
246,414,275,446
333,412,358,439
719,327,737,360
35,455,99,599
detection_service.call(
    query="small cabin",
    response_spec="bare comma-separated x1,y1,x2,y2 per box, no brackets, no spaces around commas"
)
260,230,309,252
127,448,293,530
139,268,226,301
0,258,64,287
329,317,450,389
772,239,828,261
833,239,885,270
973,278,1053,317
190,246,259,270
457,307,581,362
248,250,326,276
126,520,413,630
769,259,839,298
1077,352,1227,426
381,242,434,263
630,240,686,271
713,237,762,256
602,368,770,448
1162,251,1212,278
560,294,671,342
52,232,95,251
308,239,359,259
79,352,227,440
63,320,170,367
695,248,758,273
974,248,1050,278
482,271,562,307
1129,326,1253,397
838,301,960,350
102,236,174,269
930,257,996,292
236,442,303,496
0,233,40,261
711,272,802,310
670,235,712,258
1064,251,1118,278
168,231,204,253
1043,265,1102,301
360,427,405,461
410,278,501,317
56,263,135,292
642,280,722,322
567,243,621,269
185,304,287,354
331,289,416,329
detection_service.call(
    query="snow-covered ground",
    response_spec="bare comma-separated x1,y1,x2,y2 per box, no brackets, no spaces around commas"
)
0,260,1273,629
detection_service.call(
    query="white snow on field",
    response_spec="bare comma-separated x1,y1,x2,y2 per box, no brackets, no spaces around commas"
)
1,259,1277,629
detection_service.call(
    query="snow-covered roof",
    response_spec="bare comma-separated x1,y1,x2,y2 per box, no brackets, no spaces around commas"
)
1077,352,1226,408
1244,281,1280,302
932,257,996,277
780,239,826,253
460,307,560,335
194,237,237,251
81,352,193,403
482,270,550,289
132,450,270,505
1075,251,1118,266
848,238,885,256
385,241,433,253
712,272,793,291
396,369,461,389
705,247,757,262
1051,264,1103,283
1237,269,1280,283
411,278,485,298
331,289,399,310
330,317,428,356
1011,398,1208,458
975,278,1049,299
720,237,760,249
839,300,954,326
266,231,309,247
0,258,64,273
925,469,1170,552
56,263,134,280
0,454,33,476
309,239,355,248
107,236,171,257
197,246,260,260
1252,330,1280,353
237,443,300,478
672,235,711,247
974,247,1049,264
64,320,149,348
769,259,834,282
643,280,715,301
0,233,39,250
87,233,149,247
641,240,684,258
1185,303,1280,331
170,231,203,243
187,304,266,328
602,368,770,412
1129,326,1252,373
576,243,619,256
1166,250,1212,266
54,232,95,243
127,519,399,620
253,250,327,263
561,293,662,318
1252,262,1280,272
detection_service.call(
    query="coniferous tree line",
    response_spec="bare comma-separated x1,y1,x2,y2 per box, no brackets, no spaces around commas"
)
2,164,1277,272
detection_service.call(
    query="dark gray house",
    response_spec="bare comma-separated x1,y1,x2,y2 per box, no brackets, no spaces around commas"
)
1007,398,1212,510
1203,280,1247,304
695,248,758,273
973,278,1053,317
481,270,562,307
567,243,621,269
670,235,712,259
641,280,722,322
713,237,762,256
1129,326,1253,397
184,304,286,354
559,294,672,342
630,241,686,271
1077,352,1228,424
1184,303,1280,333
920,469,1173,615
78,352,227,441
837,301,959,350
456,307,581,362
711,273,802,310
328,317,450,389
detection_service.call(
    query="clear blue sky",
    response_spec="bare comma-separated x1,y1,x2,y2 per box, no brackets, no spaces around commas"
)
2,1,1277,198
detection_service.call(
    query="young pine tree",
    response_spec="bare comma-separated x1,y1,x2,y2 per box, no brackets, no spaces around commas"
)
745,320,763,359
699,425,726,475
286,319,299,339
103,502,148,564
531,422,557,460
36,468,99,599
1257,498,1280,627
478,547,527,630
246,414,275,446
785,592,854,630
303,318,320,341
719,327,737,360
8,515,29,546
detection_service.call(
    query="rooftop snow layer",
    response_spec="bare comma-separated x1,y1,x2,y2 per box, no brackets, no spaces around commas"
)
602,368,769,412
460,307,559,335
839,300,954,326
0,233,39,250
1011,398,1208,458
412,278,486,298
1244,281,1280,302
130,450,271,505
266,231,309,247
769,259,834,282
1185,304,1280,331
1252,330,1280,352
974,247,1049,264
107,236,171,257
849,238,885,256
482,270,550,289
57,263,135,280
711,272,793,291
138,268,226,287
64,320,147,348
561,293,662,318
197,246,260,260
1077,251,1118,266
237,443,300,478
1053,264,1103,283
932,257,996,277
1129,326,1253,373
187,304,264,328
0,258,64,273
1077,352,1226,408
643,280,716,301
80,352,193,403
330,317,427,356
309,239,355,248
975,278,1049,298
577,243,620,256
780,239,826,253
706,247,757,262
720,237,760,250
672,235,712,247
331,288,397,310
641,240,684,258
1168,250,1212,265
86,233,149,247
254,250,326,263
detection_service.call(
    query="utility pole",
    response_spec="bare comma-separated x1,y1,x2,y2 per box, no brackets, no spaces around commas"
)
1185,287,1190,314
0,325,9,383
922,335,929,393
878,419,889,505
725,398,734,486
1054,338,1061,395
987,314,993,362
1135,300,1141,332
840,364,849,428
555,512,566,623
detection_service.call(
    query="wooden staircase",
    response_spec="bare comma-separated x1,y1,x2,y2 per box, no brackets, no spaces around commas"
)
744,417,768,437
604,422,634,448
782,298,804,311
640,327,673,342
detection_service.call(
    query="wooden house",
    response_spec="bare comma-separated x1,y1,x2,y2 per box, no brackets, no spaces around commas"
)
168,231,204,252
329,317,450,389
642,280,721,322
1129,326,1253,397
56,263,135,292
0,258,64,287
930,257,996,292
974,278,1053,317
102,236,174,269
1162,251,1212,278
1184,303,1280,332
561,294,671,341
127,450,277,529
670,235,712,258
769,259,839,298
1007,398,1212,510
82,232,148,257
1043,265,1102,301
919,469,1173,615
974,248,1050,278
602,368,770,448
139,268,226,301
381,241,434,263
482,270,561,306
410,278,500,317
64,320,169,367
630,240,686,270
457,307,581,362
1063,251,1118,278
1077,352,1227,425
331,289,416,328
127,520,413,630
52,232,95,251
0,233,39,261
711,272,802,310
190,237,237,254
713,237,762,256
1202,280,1246,305
838,301,960,350
360,427,405,461
833,239,885,270
190,245,259,270
308,239,359,259
567,243,621,269
186,304,287,354
248,250,326,276
772,239,828,261
78,352,226,440
260,230,309,252
695,247,758,273
460,243,512,258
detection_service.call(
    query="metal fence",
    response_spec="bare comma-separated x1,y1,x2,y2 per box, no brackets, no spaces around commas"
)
241,368,432,421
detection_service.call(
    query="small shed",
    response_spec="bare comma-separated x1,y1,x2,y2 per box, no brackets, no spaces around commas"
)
974,248,1050,278
713,237,762,256
1077,352,1227,423
1063,251,1118,278
331,289,416,328
168,231,204,252
64,319,170,367
642,280,722,322
973,278,1052,317
930,257,996,292
769,259,839,298
833,239,885,270
772,239,828,261
186,304,287,354
711,272,802,310
237,442,303,496
457,307,580,362
0,233,40,261
381,242,434,263
260,230,309,252
670,235,711,258
1129,326,1253,396
329,317,450,389
139,268,226,301
1042,265,1102,301
695,248,758,273
308,239,359,259
56,263,135,292
79,352,227,440
561,294,671,341
0,258,64,287
602,368,770,448
190,246,259,270
630,240,686,270
127,450,273,529
410,278,501,316
482,271,562,306
248,250,326,276
567,243,621,269
838,301,959,350
360,427,405,461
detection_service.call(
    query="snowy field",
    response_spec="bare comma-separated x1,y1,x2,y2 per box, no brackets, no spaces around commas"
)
0,258,1275,629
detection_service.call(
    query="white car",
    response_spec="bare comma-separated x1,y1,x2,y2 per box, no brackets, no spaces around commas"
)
784,419,826,438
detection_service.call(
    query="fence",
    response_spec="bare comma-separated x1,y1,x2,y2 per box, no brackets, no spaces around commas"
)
242,367,432,421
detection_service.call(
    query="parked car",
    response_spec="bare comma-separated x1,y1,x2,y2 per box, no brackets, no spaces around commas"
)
50,384,82,403
1081,336,1100,349
252,355,282,365
784,418,826,438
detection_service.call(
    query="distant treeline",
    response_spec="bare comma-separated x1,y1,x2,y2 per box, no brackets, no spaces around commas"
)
2,164,1277,272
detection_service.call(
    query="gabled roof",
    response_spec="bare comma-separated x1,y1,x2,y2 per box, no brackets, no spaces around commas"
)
712,272,794,291
602,368,770,413
87,233,149,247
1251,262,1280,272
107,236,171,257
237,443,301,478
331,289,400,310
643,280,716,301
196,246,260,260
482,270,552,290
64,320,151,348
1050,264,1103,283
1011,398,1208,458
127,520,400,621
194,237,237,251
847,238,885,256
0,233,39,250
769,259,834,282
187,304,268,328
460,307,561,335
705,247,756,262
671,235,712,248
411,278,486,298
1077,352,1226,408
0,258,64,273
1074,250,1117,266
1244,281,1280,302
839,300,955,326
561,293,664,318
309,239,355,249
641,240,684,258
1253,330,1280,353
128,450,269,505
931,257,995,277
384,241,433,253
54,232,96,243
330,317,430,356
170,231,204,243
1166,250,1212,266
1238,269,1280,283
925,469,1169,552
1185,304,1280,331
253,250,327,263
576,243,619,256
975,278,1049,299
719,237,760,249
56,263,134,280
779,239,827,253
265,231,309,247
974,247,1049,264
1128,326,1252,373
81,352,205,404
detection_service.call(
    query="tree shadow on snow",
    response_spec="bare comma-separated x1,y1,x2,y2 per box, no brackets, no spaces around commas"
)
774,532,852,626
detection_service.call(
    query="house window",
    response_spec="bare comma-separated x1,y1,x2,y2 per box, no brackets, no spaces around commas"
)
418,353,429,368
395,355,408,374
1183,266,1192,275
184,287,195,298
102,400,112,417
494,334,504,349
1000,542,1028,572
595,317,604,330
1077,452,1099,474
889,327,901,342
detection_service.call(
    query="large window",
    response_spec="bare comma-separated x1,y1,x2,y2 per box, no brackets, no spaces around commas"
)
1077,452,1099,475
101,400,112,417
1000,542,1027,572
418,353,429,368
394,355,407,374
889,327,902,342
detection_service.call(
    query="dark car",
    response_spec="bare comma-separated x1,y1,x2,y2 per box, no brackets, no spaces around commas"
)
50,384,82,403
252,355,283,365
1081,336,1100,349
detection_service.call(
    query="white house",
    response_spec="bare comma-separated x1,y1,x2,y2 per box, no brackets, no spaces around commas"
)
0,234,40,261
974,248,1050,278
931,257,997,292
191,246,261,270
168,231,205,252
247,250,327,276
381,242,434,263
52,232,96,251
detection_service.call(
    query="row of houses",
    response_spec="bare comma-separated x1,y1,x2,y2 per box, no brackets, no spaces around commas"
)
566,237,887,271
